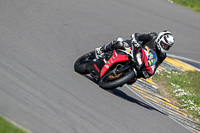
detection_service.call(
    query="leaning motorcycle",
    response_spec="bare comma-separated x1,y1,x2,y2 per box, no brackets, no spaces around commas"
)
74,43,145,90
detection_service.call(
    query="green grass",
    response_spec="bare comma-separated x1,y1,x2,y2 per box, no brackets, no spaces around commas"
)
153,69,200,121
169,0,200,12
0,115,28,133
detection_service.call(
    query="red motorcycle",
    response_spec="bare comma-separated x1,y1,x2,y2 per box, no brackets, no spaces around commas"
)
74,45,156,90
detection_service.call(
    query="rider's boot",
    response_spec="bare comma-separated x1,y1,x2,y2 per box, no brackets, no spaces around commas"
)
95,47,105,59
95,43,111,58
95,40,118,58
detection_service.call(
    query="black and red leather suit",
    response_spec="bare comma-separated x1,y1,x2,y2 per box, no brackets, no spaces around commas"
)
99,32,166,83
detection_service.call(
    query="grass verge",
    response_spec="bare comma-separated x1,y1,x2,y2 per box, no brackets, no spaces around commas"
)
0,115,28,133
153,69,200,122
168,0,200,12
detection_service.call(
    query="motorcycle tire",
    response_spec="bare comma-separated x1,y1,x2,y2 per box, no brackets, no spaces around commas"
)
99,70,135,90
74,51,95,74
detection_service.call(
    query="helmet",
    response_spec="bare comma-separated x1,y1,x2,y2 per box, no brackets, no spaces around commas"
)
155,30,175,53
147,49,157,66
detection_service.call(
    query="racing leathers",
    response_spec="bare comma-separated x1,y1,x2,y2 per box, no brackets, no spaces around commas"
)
96,32,166,82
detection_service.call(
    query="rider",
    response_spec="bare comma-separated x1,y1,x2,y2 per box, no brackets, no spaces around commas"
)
95,30,175,83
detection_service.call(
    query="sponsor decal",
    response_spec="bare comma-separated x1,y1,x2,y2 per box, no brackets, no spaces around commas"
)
105,65,109,69
114,51,118,57
94,64,100,72
107,56,115,64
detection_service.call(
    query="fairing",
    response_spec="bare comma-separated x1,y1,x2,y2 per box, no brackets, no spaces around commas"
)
100,50,129,77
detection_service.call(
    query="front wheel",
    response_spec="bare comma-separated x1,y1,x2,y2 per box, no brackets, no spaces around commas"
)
99,70,135,90
74,51,95,74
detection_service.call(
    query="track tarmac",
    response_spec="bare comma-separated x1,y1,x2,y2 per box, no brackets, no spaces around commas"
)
0,0,199,133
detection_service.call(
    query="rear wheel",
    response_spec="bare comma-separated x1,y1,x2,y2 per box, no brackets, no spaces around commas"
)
74,51,95,74
99,69,135,90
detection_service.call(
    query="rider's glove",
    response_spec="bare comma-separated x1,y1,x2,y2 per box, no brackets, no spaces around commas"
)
107,40,117,49
111,40,117,45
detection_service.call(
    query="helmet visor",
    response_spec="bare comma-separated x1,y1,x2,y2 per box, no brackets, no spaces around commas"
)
161,41,170,50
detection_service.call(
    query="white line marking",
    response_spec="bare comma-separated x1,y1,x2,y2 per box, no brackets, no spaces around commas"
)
167,54,200,64
5,117,33,133
125,84,195,133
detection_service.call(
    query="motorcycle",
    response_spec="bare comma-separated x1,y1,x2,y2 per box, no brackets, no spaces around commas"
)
74,45,156,90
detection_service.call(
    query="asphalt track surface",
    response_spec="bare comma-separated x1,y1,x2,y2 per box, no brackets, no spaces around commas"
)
0,0,199,133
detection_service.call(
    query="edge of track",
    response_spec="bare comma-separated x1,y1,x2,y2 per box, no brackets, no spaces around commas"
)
125,55,200,133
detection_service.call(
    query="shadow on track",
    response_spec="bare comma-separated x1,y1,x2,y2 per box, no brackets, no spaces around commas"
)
84,74,166,115
107,89,166,115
